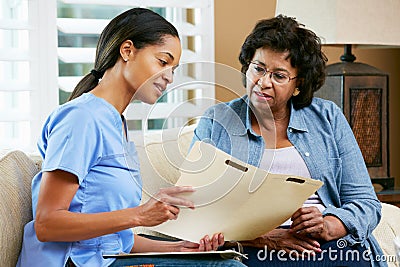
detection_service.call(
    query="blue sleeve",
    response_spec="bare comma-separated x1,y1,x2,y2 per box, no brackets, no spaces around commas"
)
322,104,381,246
41,106,103,184
189,108,215,151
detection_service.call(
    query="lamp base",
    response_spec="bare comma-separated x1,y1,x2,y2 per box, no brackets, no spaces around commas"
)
372,177,395,191
315,61,390,181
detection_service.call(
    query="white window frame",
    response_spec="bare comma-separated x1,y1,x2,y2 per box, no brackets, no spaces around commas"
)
0,0,58,153
0,0,215,153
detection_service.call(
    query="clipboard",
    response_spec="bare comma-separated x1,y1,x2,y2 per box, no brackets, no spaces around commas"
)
103,250,247,260
150,141,324,243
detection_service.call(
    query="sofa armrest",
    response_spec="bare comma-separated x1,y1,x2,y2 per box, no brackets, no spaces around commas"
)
373,202,400,266
0,150,40,267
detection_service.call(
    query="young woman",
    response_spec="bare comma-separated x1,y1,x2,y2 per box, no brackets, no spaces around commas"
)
17,8,245,267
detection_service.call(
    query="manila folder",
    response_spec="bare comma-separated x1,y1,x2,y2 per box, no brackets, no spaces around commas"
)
150,141,323,243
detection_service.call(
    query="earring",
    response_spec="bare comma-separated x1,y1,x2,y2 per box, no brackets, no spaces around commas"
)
124,58,128,62
293,88,300,96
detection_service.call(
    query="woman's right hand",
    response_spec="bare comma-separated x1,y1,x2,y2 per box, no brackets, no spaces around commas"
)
136,186,195,227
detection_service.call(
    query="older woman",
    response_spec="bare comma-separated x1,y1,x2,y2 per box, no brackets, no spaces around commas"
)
192,15,385,267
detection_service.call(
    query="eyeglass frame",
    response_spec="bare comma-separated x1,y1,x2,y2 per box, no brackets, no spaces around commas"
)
248,61,297,85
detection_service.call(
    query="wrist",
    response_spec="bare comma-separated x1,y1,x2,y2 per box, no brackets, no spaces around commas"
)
130,207,143,228
322,215,347,241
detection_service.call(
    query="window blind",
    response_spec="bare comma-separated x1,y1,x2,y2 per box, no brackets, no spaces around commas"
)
56,0,215,136
0,0,58,152
0,0,214,152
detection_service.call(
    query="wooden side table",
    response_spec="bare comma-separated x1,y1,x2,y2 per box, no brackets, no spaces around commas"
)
376,188,400,208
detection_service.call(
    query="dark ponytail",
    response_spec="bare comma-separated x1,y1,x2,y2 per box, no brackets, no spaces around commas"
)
68,8,179,101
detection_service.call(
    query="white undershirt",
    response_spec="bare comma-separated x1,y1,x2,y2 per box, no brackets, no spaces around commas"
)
259,146,325,227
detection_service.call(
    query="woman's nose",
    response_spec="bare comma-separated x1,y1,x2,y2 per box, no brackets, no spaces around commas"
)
257,73,273,89
163,67,174,84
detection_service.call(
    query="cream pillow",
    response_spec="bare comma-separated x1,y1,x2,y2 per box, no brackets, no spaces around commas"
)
372,203,400,267
132,124,196,203
0,150,40,267
131,124,196,238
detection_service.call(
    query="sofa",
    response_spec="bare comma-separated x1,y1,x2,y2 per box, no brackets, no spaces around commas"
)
1,125,400,267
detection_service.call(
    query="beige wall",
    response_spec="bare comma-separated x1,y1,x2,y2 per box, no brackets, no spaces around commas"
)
215,0,400,186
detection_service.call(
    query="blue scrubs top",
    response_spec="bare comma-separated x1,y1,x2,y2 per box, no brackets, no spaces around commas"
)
17,93,142,267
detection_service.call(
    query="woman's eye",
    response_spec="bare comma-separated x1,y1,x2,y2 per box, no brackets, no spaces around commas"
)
273,72,287,80
254,66,264,73
159,59,168,66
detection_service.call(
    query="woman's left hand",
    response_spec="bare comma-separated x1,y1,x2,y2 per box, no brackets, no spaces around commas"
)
289,207,347,241
289,207,325,239
179,233,224,252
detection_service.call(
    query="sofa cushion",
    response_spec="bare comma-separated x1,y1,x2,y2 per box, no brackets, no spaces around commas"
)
131,124,195,239
0,150,40,267
372,203,400,266
131,124,196,203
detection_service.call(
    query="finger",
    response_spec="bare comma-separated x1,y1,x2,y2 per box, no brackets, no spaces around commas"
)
290,242,319,254
291,210,323,229
290,236,321,252
198,239,205,251
218,233,224,247
291,207,319,221
168,205,180,217
211,234,219,250
291,216,323,233
295,235,321,248
161,186,195,195
203,235,212,251
291,207,310,220
157,194,194,209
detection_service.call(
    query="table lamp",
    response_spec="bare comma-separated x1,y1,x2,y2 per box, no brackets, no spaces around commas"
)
275,0,400,190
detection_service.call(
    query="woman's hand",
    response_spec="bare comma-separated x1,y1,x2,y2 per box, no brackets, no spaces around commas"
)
136,186,195,227
179,233,225,252
242,229,321,255
289,207,347,241
290,207,324,238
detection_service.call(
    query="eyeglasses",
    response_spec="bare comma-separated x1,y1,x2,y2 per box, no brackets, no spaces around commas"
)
249,61,297,85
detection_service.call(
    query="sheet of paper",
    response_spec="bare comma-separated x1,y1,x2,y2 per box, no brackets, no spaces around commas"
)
150,141,324,243
103,250,246,260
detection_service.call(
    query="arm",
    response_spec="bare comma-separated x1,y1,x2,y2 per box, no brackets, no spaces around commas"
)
322,106,381,245
289,207,347,241
233,229,321,254
131,234,224,253
287,105,380,244
35,170,195,242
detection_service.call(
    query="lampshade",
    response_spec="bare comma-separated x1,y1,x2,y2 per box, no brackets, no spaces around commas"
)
276,0,397,189
275,0,400,47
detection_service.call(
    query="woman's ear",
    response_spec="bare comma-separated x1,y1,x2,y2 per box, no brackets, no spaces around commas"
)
295,78,304,90
120,40,135,62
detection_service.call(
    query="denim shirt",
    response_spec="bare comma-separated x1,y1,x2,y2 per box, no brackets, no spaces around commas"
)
192,96,386,266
